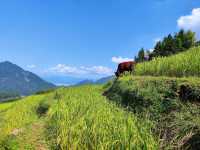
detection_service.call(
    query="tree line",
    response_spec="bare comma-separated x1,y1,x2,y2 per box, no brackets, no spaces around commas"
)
135,29,200,62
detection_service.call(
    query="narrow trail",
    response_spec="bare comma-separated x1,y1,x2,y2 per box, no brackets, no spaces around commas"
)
16,119,49,150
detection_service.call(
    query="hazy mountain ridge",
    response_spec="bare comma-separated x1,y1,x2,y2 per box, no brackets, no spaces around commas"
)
76,76,114,86
0,61,55,96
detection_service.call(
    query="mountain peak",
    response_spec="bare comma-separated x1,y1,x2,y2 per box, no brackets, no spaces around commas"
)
1,61,14,65
0,61,55,96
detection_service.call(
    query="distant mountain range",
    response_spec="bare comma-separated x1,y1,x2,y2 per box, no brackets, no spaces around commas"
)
95,76,115,84
44,75,84,86
76,76,114,86
0,61,114,100
0,61,55,96
44,75,115,86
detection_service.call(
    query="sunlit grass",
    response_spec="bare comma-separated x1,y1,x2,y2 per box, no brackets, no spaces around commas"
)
134,46,200,77
47,86,157,150
0,101,16,112
0,95,49,142
0,86,158,149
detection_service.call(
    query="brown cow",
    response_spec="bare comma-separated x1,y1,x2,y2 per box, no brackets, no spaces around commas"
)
115,61,136,77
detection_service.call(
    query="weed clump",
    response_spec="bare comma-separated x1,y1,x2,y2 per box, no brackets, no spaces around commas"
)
36,101,50,117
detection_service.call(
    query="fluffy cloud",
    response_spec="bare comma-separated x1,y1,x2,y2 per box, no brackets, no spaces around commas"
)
177,8,200,39
49,64,113,76
154,38,162,44
111,56,133,64
27,64,36,69
50,64,84,74
149,48,154,52
80,66,113,75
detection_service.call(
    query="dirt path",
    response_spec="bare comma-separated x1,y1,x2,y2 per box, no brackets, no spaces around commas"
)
16,119,49,150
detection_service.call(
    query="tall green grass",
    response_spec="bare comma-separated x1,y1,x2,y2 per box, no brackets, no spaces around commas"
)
0,96,44,139
0,86,158,149
47,86,157,150
105,75,200,149
0,92,56,149
134,46,200,77
0,101,16,112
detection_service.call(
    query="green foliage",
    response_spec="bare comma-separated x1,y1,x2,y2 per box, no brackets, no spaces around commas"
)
134,46,200,77
134,30,196,62
36,101,50,117
150,30,196,58
35,88,56,95
135,48,146,62
196,40,200,47
105,76,200,149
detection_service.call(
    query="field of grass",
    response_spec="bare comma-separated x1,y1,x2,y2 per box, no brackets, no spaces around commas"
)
134,46,200,77
0,101,16,112
0,85,157,150
105,75,200,149
0,94,53,149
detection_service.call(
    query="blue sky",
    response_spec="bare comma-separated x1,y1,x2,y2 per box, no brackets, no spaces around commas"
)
0,0,200,82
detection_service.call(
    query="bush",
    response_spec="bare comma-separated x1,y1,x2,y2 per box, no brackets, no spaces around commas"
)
35,88,56,95
36,101,50,117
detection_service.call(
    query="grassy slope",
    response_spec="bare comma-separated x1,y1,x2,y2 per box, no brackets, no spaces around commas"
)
105,75,200,149
0,101,17,112
134,46,200,77
0,94,53,149
0,85,157,150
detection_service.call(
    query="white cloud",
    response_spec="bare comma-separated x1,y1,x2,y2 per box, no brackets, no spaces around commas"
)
154,38,162,44
177,8,200,39
111,56,133,64
49,64,113,76
81,66,113,75
149,48,154,52
50,64,84,74
27,64,36,69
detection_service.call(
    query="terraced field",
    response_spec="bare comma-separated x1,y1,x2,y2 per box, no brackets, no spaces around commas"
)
0,85,157,150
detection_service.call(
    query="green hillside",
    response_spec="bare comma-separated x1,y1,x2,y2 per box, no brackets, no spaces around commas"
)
0,85,157,150
105,75,200,149
1,47,200,149
134,46,200,77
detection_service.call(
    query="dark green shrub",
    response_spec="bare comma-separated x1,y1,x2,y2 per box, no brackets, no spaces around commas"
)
181,133,200,150
178,84,200,102
35,88,56,95
36,101,50,117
